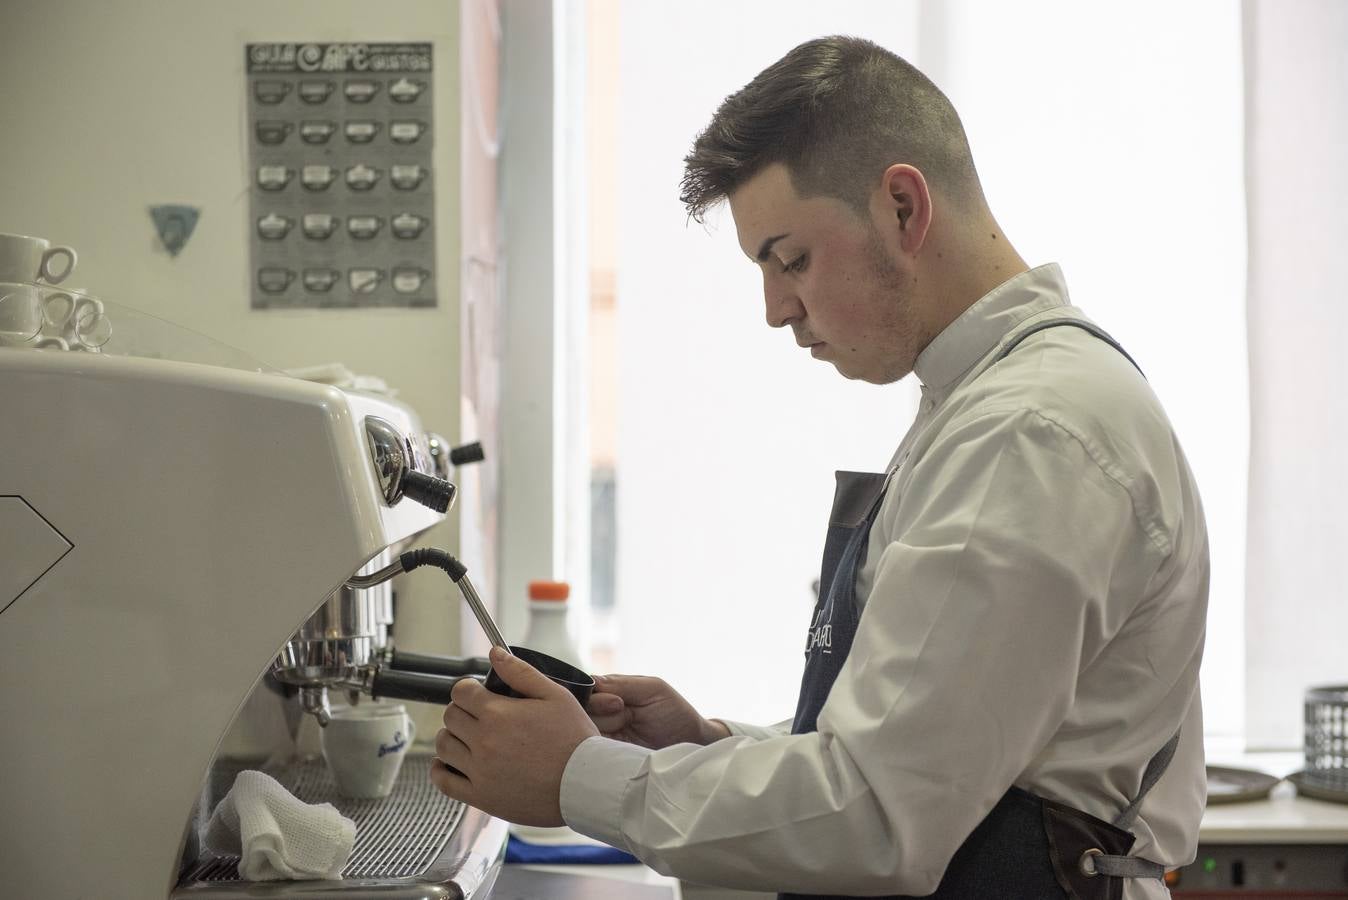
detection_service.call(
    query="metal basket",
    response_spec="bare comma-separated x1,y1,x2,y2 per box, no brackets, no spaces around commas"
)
1303,684,1348,793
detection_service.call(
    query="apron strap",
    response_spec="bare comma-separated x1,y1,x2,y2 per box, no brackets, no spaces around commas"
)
1113,729,1181,831
993,317,1146,377
1090,853,1166,880
1082,728,1183,881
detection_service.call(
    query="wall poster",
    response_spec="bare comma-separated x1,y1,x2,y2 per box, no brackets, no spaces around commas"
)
245,42,435,310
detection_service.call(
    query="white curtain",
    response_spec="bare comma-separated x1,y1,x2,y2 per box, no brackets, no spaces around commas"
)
1242,0,1348,748
611,0,1251,730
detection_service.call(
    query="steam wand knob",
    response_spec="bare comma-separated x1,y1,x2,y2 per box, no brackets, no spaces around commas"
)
400,470,456,513
448,441,485,466
366,416,457,512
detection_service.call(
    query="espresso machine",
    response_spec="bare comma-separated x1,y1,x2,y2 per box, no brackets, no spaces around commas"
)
0,295,506,899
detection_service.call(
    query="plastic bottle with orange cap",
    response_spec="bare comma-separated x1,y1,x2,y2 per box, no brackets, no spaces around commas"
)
520,580,588,672
508,580,597,848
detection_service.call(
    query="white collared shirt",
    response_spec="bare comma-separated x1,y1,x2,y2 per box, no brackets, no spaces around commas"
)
560,264,1208,898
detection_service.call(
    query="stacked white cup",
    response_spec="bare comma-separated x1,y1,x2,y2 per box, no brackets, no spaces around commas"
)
0,232,79,347
0,232,112,352
40,288,107,351
0,232,77,284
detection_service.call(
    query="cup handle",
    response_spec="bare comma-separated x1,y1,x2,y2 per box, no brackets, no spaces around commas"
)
406,716,417,747
43,291,75,329
39,246,77,284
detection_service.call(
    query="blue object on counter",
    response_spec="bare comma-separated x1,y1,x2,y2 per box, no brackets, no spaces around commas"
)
505,834,639,865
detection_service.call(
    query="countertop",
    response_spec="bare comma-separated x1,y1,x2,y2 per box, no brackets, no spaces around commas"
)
502,863,681,898
1202,745,1348,843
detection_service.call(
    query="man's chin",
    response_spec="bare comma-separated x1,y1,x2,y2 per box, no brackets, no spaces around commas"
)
829,359,910,385
828,360,868,382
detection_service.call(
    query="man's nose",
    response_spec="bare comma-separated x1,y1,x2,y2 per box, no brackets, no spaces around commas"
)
763,273,802,329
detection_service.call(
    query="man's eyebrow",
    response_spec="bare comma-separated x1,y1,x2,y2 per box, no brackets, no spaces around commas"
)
754,233,790,263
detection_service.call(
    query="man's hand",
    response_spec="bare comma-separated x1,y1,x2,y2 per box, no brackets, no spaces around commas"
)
430,646,599,826
586,674,730,750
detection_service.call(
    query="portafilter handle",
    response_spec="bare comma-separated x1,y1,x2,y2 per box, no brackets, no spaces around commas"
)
343,668,483,706
389,650,492,678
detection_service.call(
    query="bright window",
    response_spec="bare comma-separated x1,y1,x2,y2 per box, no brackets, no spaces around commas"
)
572,0,1247,734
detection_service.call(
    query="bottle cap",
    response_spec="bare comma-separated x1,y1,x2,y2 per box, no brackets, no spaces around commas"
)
528,580,570,601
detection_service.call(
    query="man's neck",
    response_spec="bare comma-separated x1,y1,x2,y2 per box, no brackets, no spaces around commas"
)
923,218,1029,340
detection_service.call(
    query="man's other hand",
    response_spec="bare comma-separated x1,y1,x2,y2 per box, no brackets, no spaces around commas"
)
586,674,730,750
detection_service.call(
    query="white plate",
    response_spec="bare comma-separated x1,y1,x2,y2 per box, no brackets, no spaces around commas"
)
1206,765,1281,804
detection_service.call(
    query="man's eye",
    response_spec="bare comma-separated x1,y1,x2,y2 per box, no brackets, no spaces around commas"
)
784,254,807,274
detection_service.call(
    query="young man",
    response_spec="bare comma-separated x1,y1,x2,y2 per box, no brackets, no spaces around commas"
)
431,36,1208,899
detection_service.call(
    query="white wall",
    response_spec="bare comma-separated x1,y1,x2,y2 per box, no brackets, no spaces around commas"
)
0,0,464,740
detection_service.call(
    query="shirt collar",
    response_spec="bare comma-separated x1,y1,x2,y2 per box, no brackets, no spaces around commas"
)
913,262,1070,392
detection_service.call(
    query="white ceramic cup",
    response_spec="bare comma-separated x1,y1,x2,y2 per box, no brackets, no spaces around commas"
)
0,283,44,344
41,289,109,348
0,233,77,284
320,703,417,799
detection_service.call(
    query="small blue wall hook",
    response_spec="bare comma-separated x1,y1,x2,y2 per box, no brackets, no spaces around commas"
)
149,205,201,257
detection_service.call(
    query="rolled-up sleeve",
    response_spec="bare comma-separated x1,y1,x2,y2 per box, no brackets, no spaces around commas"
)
560,408,1162,895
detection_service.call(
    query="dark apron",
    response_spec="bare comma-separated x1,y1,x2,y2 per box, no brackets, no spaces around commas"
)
782,320,1173,900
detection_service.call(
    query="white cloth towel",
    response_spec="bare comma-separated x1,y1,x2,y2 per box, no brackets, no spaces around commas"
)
205,770,356,881
285,362,396,397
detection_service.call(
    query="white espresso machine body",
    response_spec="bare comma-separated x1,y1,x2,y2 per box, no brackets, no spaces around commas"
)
0,349,453,897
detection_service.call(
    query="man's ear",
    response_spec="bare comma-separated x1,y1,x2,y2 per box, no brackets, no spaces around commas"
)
876,164,932,254
896,195,915,228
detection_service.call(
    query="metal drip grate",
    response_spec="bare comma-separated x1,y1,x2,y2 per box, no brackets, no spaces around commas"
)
187,754,465,881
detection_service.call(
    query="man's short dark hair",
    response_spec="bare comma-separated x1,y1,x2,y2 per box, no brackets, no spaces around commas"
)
681,36,982,223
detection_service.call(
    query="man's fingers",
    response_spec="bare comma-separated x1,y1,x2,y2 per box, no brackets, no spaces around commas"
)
590,711,629,733
449,674,489,714
442,702,480,739
429,757,473,802
434,726,472,774
586,692,624,716
591,674,666,705
488,646,565,700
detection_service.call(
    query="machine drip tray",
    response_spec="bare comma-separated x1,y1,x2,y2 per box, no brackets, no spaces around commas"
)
175,754,506,898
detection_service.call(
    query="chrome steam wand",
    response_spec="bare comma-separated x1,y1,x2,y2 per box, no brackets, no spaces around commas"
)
346,548,511,653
